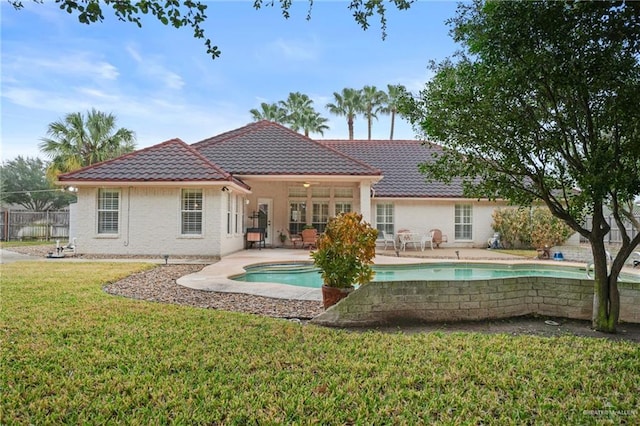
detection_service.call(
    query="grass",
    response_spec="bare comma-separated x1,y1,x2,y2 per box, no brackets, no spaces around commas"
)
2,262,639,424
493,249,539,258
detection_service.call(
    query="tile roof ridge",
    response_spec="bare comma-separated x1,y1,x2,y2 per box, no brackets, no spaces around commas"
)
58,138,187,179
191,120,271,147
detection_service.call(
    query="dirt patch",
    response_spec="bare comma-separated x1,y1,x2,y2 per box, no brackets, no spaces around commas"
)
361,316,640,343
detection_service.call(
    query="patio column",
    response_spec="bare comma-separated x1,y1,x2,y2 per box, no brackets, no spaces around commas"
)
359,181,372,223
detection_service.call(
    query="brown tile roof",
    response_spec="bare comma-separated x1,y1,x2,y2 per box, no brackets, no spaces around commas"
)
58,138,248,188
192,121,381,176
322,139,468,198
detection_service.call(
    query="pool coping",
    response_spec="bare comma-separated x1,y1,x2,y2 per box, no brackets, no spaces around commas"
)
176,249,640,302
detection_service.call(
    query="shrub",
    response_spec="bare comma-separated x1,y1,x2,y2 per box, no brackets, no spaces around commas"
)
311,212,378,288
492,207,574,249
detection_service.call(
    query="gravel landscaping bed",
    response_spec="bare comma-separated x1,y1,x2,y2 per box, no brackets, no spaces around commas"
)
104,264,324,320
5,244,323,320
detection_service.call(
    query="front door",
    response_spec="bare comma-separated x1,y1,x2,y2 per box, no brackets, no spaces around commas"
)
257,198,273,246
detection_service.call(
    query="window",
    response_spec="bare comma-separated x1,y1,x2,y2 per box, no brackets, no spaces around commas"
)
226,192,232,235
234,195,240,234
455,204,473,240
98,189,119,234
311,187,330,198
181,189,202,235
289,202,306,234
334,202,352,215
334,187,354,198
376,203,394,237
288,187,307,198
312,202,329,233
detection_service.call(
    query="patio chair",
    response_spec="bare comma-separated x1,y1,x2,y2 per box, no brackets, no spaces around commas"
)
288,230,302,249
381,231,396,250
301,228,318,249
428,229,448,250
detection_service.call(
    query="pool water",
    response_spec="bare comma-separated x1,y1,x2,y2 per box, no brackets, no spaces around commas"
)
233,262,640,288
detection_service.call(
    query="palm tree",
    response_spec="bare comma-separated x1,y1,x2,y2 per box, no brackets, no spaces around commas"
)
249,102,287,122
39,109,136,178
326,88,363,140
279,92,330,137
361,85,389,140
382,84,406,140
297,109,330,137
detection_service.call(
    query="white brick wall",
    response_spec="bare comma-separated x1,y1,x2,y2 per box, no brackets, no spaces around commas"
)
74,186,244,257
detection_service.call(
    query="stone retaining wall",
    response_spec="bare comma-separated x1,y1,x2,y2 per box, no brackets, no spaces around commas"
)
312,278,640,327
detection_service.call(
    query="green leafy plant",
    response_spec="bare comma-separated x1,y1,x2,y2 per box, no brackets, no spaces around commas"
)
492,207,573,249
311,212,378,289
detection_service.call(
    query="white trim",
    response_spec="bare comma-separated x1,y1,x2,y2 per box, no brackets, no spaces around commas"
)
57,180,251,193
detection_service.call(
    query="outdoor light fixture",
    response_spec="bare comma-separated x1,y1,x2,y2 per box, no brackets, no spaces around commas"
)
221,186,229,192
303,182,310,188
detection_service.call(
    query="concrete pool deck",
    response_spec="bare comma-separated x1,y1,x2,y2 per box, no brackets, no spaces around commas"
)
176,247,578,301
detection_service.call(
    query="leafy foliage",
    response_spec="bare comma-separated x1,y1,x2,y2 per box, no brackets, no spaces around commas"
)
39,109,136,178
11,0,414,59
311,212,378,288
326,88,364,140
0,156,74,210
492,207,574,249
400,0,640,332
361,85,389,140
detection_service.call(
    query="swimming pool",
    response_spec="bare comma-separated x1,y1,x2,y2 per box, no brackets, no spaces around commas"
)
233,262,640,288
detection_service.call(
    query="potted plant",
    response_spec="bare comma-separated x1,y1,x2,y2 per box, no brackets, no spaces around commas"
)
278,230,287,244
311,212,378,308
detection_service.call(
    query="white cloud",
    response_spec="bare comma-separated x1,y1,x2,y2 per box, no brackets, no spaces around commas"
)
260,37,321,62
125,44,185,90
4,51,119,81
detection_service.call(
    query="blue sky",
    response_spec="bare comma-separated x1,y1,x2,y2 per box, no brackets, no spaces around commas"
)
1,1,462,162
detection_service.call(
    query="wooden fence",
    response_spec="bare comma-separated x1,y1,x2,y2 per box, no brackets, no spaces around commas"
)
1,210,69,241
579,215,640,244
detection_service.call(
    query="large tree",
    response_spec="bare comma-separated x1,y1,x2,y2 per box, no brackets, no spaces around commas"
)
361,85,388,140
400,0,640,332
10,0,412,59
0,156,74,211
279,92,329,136
39,109,136,178
326,88,363,140
383,83,407,140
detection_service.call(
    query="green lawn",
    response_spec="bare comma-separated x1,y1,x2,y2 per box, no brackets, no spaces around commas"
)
2,262,638,424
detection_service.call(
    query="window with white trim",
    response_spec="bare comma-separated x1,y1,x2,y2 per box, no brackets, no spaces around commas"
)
289,202,306,234
334,187,354,198
334,202,352,215
181,189,202,235
226,192,232,235
455,204,473,240
234,195,240,233
376,203,394,237
97,189,119,234
312,202,329,233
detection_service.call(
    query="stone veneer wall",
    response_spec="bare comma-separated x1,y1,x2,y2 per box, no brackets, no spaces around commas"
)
311,278,640,327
